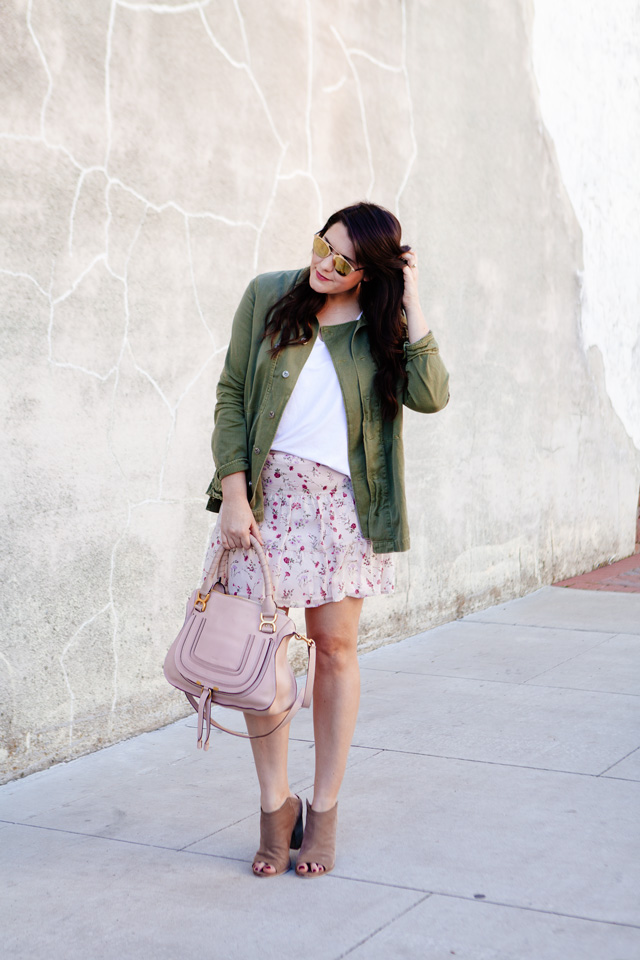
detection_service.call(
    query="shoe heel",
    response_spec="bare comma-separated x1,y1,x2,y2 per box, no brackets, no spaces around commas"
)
290,804,303,850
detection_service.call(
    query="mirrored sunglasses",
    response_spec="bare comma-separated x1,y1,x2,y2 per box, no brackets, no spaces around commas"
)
312,234,361,277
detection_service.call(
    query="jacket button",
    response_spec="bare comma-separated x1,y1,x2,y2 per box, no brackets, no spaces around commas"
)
268,411,275,418
282,370,289,378
253,446,260,454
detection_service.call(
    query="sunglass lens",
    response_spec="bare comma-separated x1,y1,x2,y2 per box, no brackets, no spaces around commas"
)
333,256,351,277
313,235,330,258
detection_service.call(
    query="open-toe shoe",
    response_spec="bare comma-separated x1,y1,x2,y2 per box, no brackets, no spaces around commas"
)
295,799,337,878
252,794,303,877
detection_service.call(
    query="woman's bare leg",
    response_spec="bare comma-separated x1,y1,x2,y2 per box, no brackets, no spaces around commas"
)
245,606,297,876
297,596,364,874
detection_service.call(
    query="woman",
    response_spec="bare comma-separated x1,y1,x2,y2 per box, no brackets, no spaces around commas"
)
204,202,449,878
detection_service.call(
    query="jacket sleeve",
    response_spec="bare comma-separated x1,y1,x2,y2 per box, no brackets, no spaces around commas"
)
402,330,450,413
206,278,257,503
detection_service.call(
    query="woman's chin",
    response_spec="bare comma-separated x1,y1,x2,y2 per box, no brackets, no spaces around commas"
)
309,272,330,294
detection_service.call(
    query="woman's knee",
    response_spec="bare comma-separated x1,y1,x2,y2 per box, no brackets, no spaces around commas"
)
313,630,358,670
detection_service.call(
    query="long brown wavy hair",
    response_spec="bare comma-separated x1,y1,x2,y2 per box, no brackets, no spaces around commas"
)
263,202,411,420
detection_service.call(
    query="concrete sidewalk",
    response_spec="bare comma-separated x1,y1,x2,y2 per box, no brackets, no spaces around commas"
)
2,586,639,959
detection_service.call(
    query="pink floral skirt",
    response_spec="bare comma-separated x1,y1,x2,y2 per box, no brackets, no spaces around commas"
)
203,450,395,608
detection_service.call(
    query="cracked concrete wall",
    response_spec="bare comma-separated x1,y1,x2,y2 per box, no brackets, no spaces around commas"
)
1,0,638,783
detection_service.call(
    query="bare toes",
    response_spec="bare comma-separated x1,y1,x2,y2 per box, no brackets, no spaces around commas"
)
298,862,325,875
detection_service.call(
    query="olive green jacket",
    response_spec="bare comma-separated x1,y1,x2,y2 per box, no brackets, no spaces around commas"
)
205,268,450,553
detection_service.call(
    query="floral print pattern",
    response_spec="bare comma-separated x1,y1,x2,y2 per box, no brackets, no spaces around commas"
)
203,450,395,608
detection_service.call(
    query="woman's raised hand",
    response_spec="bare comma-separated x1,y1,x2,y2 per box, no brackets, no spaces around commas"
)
400,248,431,342
219,472,264,550
401,248,420,311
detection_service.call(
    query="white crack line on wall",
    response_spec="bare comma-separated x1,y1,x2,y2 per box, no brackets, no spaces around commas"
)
328,2,416,213
100,204,229,502
107,494,206,721
104,180,118,278
395,0,418,215
116,1,212,15
302,0,323,223
271,0,323,226
254,0,359,237
0,269,48,298
22,0,87,176
184,215,216,347
106,211,149,478
107,178,260,229
108,505,129,716
330,25,375,199
68,167,105,258
59,604,112,747
0,650,17,749
26,0,52,140
106,211,155,719
198,5,284,150
276,169,322,226
322,77,347,94
49,252,122,381
198,1,296,268
105,3,260,225
52,253,107,308
233,0,252,66
254,146,291,272
0,132,42,144
100,207,220,721
348,50,403,73
157,347,228,497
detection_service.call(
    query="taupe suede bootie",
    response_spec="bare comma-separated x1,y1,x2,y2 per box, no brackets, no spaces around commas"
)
295,799,338,878
253,795,303,877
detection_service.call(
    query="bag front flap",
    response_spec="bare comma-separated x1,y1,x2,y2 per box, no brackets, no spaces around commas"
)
175,592,291,694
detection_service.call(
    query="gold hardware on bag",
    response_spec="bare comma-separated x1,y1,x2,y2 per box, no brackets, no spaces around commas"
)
194,591,211,612
259,612,278,633
294,632,315,648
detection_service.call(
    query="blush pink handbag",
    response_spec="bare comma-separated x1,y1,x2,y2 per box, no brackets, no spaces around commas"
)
163,535,316,751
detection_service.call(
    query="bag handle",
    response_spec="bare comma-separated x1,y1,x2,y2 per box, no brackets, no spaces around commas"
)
189,634,317,749
199,535,278,622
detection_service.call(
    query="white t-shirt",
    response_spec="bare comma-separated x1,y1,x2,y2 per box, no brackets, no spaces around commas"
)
272,327,353,477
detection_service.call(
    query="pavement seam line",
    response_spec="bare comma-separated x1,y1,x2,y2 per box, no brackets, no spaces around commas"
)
335,893,432,959
597,745,640,777
361,666,639,696
521,632,621,684
178,750,386,849
326,876,640,931
0,819,178,850
463,618,640,636
344,744,639,779
522,681,640,697
428,890,640,931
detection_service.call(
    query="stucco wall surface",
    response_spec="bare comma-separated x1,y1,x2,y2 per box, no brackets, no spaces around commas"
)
532,0,640,450
1,0,638,783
